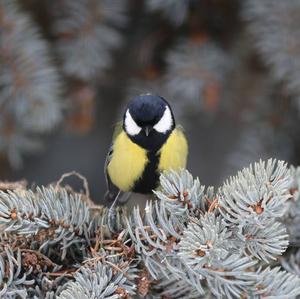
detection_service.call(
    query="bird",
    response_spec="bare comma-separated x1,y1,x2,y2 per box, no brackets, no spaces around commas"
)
104,94,188,229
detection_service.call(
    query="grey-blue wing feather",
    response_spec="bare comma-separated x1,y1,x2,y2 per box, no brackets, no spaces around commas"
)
104,146,120,202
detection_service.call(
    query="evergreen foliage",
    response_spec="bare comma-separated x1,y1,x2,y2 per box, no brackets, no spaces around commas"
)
163,39,231,114
2,1,300,297
1,0,300,171
1,159,300,298
0,0,62,168
51,0,128,82
243,0,300,104
145,0,192,26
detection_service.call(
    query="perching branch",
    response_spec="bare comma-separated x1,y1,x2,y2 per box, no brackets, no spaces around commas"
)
0,159,300,298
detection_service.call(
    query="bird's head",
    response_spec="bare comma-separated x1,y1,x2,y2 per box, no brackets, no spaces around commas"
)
123,94,175,150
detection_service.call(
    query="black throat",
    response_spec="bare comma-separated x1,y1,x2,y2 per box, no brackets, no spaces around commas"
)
126,128,172,152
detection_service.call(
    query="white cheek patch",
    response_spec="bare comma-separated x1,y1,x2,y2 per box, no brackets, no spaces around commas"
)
124,110,142,136
153,106,173,133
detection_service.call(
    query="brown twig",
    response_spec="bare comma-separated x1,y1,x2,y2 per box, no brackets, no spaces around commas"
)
55,171,92,205
0,180,27,191
46,270,78,278
103,260,131,279
208,197,219,213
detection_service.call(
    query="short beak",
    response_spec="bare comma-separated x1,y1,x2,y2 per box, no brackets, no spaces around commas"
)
144,126,152,137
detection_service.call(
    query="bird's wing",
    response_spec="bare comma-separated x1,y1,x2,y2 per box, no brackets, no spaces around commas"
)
104,122,122,202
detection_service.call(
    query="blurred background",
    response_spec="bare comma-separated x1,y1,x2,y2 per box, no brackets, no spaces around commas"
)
1,0,300,202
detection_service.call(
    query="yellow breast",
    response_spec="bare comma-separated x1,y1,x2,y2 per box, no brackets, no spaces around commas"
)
107,131,148,192
158,128,188,171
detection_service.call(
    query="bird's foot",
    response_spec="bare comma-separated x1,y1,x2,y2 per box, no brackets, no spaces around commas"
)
108,206,117,233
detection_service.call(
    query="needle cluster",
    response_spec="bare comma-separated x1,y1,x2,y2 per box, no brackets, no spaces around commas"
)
0,159,300,298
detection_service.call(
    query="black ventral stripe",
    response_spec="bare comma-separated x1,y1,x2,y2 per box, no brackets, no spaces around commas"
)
132,150,160,194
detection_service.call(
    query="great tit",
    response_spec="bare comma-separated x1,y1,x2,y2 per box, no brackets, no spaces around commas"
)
104,94,188,214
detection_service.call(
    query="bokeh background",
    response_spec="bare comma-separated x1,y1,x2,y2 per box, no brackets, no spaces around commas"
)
1,0,300,202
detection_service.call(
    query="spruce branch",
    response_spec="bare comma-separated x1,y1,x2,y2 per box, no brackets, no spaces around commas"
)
243,0,300,105
0,184,131,297
145,0,191,26
178,214,234,270
219,159,291,226
154,169,206,212
0,160,299,298
0,242,70,298
57,260,136,299
240,221,288,262
218,159,291,262
179,214,257,299
127,169,211,283
282,166,300,246
0,187,91,261
254,267,300,298
0,246,34,298
0,0,63,167
51,0,128,81
163,39,232,114
151,276,209,299
281,249,300,277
